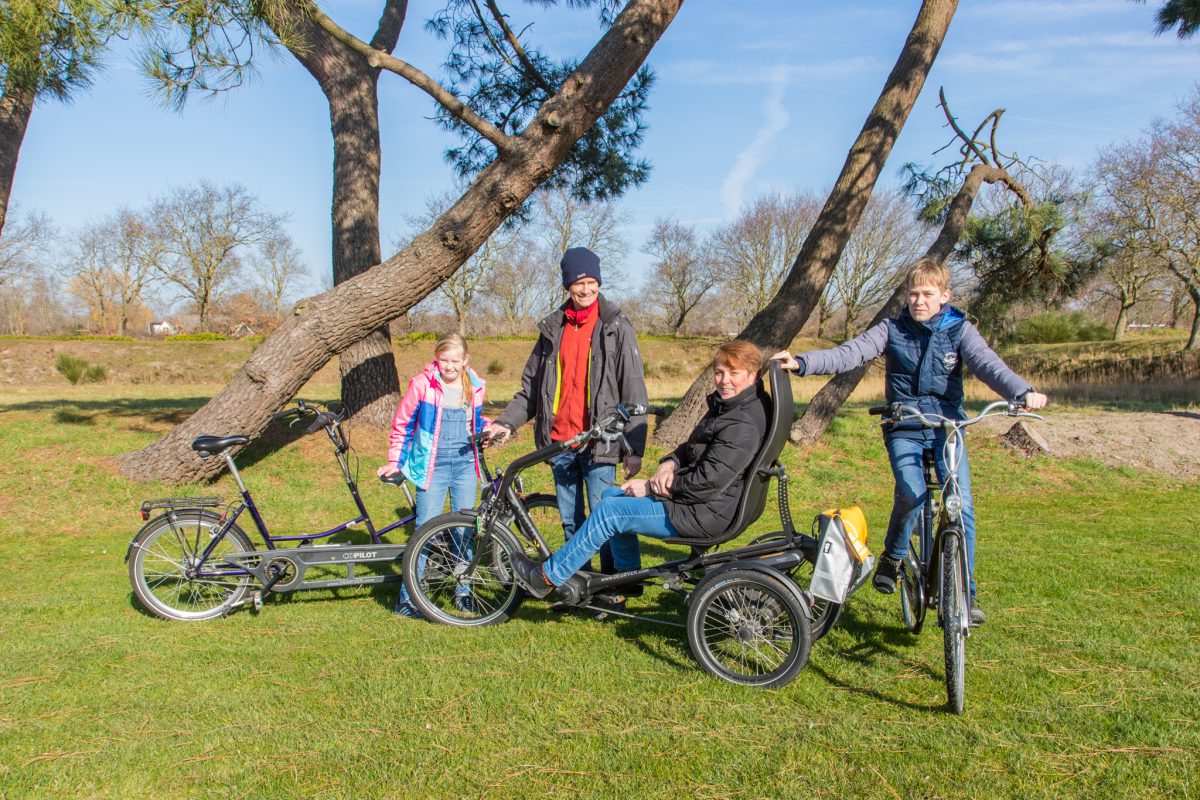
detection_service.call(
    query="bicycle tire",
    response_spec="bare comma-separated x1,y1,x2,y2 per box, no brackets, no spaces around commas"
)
514,493,563,558
686,568,812,689
941,533,968,714
403,513,524,627
128,511,255,621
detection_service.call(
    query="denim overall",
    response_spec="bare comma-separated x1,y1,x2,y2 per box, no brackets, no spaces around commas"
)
396,406,478,614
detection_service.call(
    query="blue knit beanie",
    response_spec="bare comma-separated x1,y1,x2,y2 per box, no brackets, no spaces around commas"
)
560,247,602,288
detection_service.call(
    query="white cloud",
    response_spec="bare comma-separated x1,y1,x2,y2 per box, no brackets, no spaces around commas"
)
965,0,1125,22
719,66,791,218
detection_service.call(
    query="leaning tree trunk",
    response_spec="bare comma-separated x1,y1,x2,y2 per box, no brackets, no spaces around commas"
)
118,0,684,483
1113,302,1132,341
790,163,1027,445
653,0,958,446
273,1,406,427
0,82,35,237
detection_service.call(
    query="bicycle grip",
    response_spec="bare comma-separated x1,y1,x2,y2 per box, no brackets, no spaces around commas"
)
271,408,299,421
305,413,329,435
868,406,889,416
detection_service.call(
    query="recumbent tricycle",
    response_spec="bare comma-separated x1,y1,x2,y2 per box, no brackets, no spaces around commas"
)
400,361,872,688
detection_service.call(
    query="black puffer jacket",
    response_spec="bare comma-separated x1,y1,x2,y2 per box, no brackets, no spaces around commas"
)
661,381,769,539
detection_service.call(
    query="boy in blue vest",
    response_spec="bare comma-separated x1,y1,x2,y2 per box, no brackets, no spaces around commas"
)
774,259,1047,625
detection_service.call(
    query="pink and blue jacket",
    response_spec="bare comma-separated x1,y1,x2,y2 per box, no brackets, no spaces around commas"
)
386,362,489,490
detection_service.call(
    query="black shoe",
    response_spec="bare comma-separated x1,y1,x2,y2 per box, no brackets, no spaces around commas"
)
453,594,476,614
509,551,553,599
873,556,901,594
969,598,986,626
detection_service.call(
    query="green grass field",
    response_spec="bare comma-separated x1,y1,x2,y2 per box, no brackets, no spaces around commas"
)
1,365,1198,798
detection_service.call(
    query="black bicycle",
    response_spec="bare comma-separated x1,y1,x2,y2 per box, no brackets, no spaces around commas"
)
870,399,1042,713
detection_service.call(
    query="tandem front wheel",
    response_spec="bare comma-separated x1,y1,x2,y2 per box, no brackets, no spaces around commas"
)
402,513,525,627
686,568,812,689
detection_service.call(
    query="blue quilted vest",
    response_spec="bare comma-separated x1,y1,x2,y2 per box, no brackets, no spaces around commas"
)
884,306,967,439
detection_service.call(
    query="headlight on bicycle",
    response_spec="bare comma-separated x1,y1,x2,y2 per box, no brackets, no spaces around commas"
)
944,496,963,520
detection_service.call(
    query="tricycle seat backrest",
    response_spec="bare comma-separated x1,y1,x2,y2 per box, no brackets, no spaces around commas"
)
661,359,793,548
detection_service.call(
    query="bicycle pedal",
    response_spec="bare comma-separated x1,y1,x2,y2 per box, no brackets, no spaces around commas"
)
252,592,264,612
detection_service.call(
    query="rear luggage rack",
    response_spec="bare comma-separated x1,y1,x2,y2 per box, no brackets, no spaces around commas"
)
140,496,224,520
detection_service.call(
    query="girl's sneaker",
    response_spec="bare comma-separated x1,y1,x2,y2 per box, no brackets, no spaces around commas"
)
394,599,422,618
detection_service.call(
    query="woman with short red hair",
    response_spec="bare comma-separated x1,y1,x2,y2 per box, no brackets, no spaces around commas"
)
508,340,773,601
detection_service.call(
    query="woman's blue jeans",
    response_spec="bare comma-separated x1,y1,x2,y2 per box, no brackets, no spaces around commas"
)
398,407,478,609
883,433,977,594
542,488,679,586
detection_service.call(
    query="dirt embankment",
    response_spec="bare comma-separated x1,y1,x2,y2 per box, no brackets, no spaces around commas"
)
980,410,1200,480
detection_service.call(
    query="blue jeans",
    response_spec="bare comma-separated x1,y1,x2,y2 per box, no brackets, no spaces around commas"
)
883,433,977,595
542,488,679,586
550,448,619,573
398,407,478,609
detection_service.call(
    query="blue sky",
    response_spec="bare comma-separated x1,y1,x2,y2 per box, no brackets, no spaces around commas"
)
12,1,1200,292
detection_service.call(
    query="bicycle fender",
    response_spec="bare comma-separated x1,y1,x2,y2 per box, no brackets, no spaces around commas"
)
124,507,225,563
698,559,812,620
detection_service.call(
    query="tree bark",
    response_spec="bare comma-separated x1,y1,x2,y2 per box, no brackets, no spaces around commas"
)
0,82,35,237
1187,286,1200,349
790,163,1010,445
119,0,684,483
269,1,407,427
653,0,958,447
1113,302,1131,341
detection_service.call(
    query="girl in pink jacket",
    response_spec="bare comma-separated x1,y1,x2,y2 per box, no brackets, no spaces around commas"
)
378,334,488,616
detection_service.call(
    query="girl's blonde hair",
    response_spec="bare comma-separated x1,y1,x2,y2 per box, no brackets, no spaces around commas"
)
434,333,468,357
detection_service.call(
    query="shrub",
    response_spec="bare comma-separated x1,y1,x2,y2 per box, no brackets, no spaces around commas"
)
1015,312,1110,344
166,332,228,341
55,353,107,385
657,362,683,378
486,359,504,376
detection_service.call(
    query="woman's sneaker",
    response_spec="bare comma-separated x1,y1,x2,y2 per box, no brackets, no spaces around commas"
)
873,556,901,594
394,600,422,618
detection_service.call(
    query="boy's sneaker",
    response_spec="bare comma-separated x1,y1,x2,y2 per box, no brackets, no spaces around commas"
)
454,594,476,614
873,556,902,594
969,598,986,626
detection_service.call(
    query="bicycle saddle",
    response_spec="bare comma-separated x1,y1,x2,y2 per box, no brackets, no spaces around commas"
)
191,435,250,456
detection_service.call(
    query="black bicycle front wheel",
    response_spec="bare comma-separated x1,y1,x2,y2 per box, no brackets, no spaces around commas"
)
403,513,524,626
940,533,968,714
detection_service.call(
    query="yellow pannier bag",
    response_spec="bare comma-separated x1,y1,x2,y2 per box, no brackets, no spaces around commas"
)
821,505,871,563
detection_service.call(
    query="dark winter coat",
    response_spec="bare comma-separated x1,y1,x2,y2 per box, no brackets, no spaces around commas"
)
797,305,1034,441
660,381,770,539
494,295,648,462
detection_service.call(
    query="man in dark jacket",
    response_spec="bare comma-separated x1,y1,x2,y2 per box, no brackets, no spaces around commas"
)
507,341,768,599
775,259,1048,625
483,247,649,574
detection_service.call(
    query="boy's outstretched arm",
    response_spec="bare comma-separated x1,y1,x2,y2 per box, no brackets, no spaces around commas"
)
960,323,1048,409
772,322,889,377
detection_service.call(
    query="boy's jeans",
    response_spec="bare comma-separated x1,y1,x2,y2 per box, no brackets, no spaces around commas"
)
542,488,679,586
883,433,977,595
550,448,619,573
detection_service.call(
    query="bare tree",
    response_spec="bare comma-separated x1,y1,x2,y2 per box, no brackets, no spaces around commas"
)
642,217,714,335
1095,87,1200,349
151,181,282,332
654,0,958,446
0,206,53,286
1088,231,1163,340
829,189,926,338
482,235,544,333
68,208,162,335
708,191,822,329
250,232,308,319
119,0,683,483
